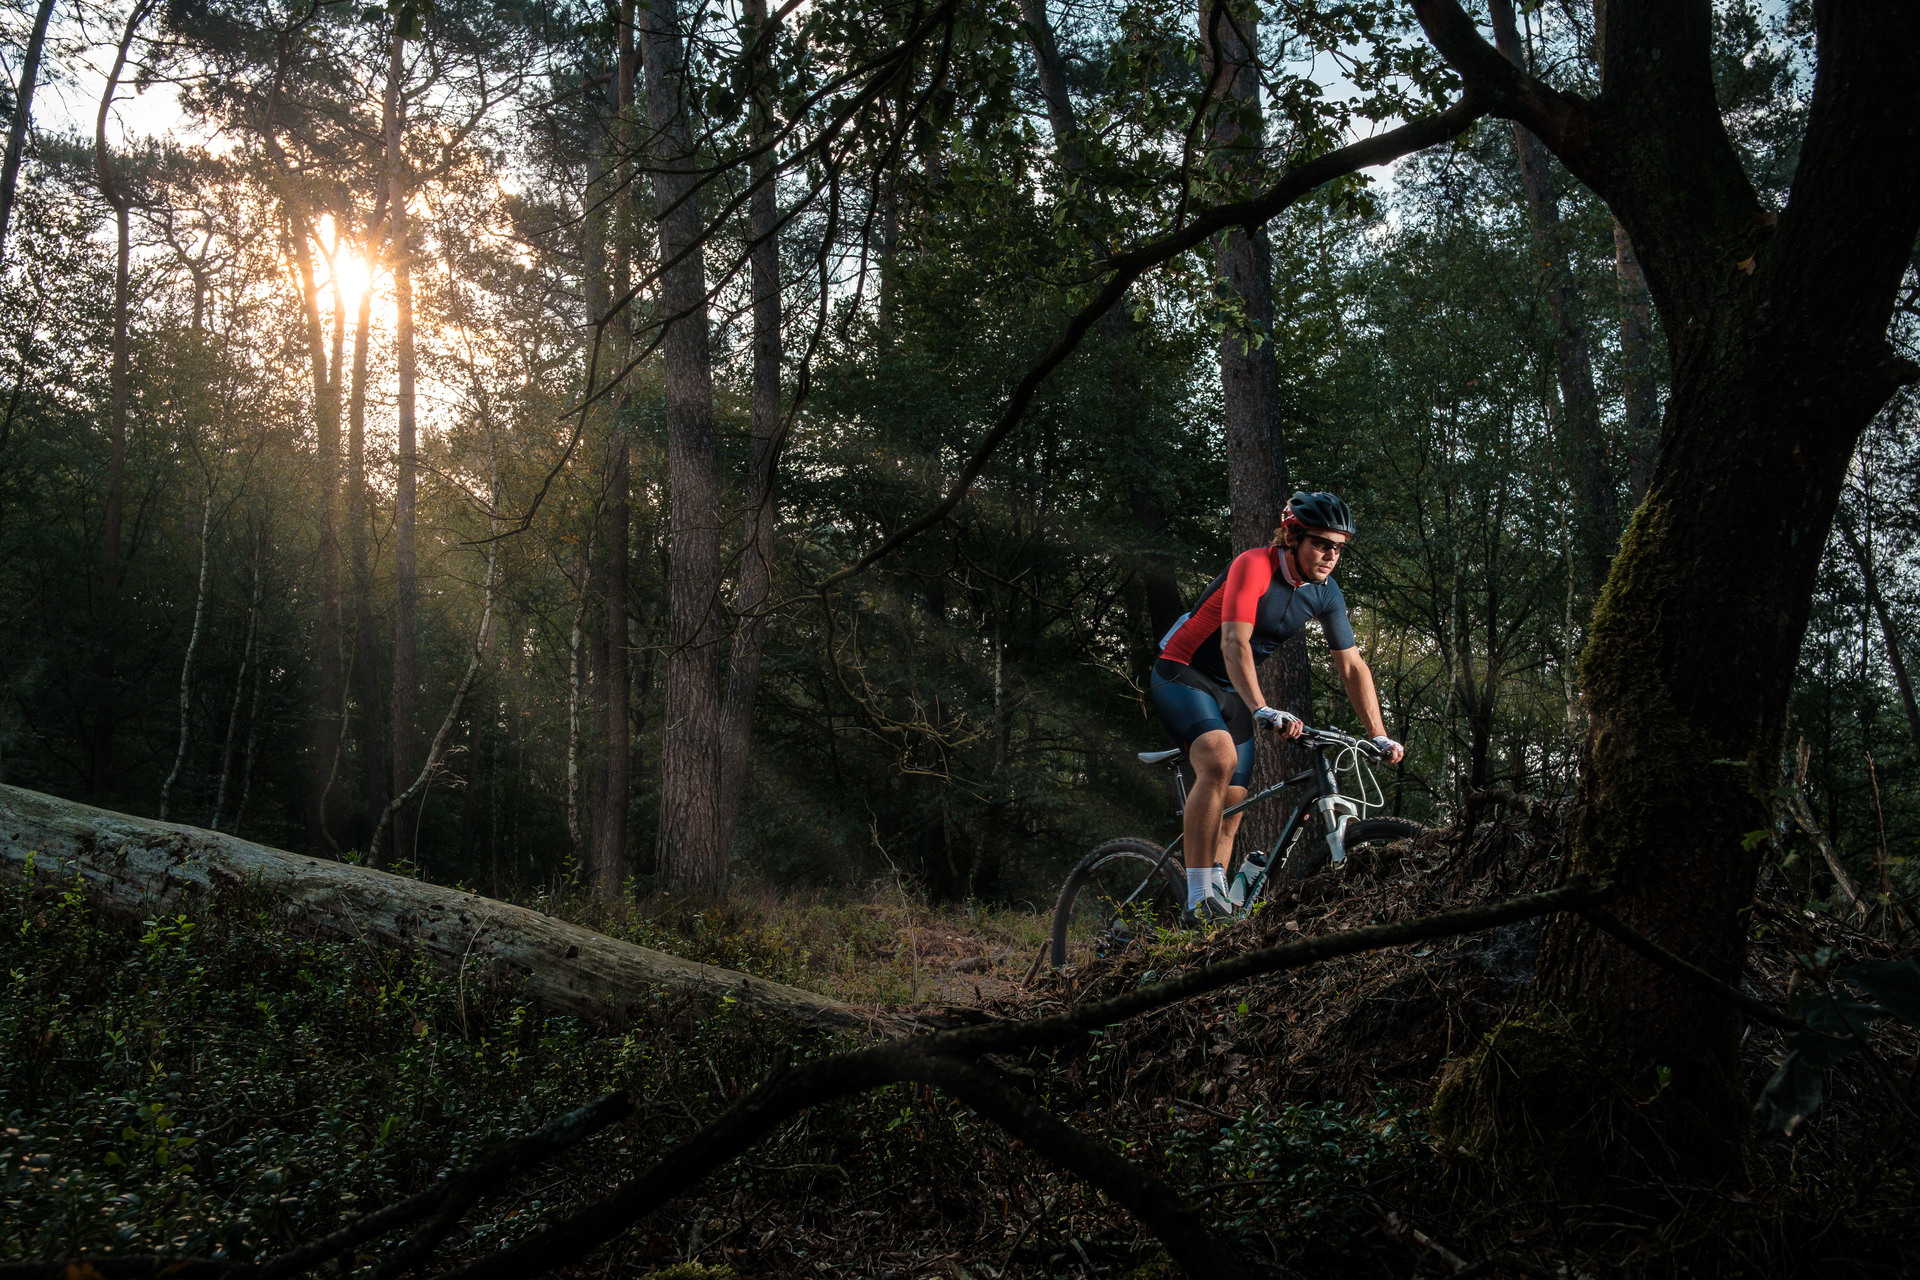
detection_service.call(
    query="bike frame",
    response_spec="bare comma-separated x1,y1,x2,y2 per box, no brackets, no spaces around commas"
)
1148,734,1375,913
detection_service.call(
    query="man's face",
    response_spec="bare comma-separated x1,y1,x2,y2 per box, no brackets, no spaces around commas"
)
1292,528,1348,582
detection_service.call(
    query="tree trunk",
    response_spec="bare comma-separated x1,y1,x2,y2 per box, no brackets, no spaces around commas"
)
288,222,344,845
1127,485,1185,642
1022,0,1183,650
347,238,389,839
234,626,267,835
0,785,875,1033
1613,221,1660,505
370,475,501,864
0,0,56,269
1488,0,1614,601
1836,512,1920,757
88,1,149,800
589,5,637,897
1199,0,1286,558
1413,0,1920,1179
590,443,631,892
1198,0,1310,856
209,524,263,831
714,0,783,863
1783,739,1868,925
160,487,215,820
1590,1,1662,512
569,128,618,892
385,28,419,866
565,530,593,864
1019,0,1086,174
642,0,728,895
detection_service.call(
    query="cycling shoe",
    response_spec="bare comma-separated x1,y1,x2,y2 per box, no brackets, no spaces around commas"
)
1183,895,1233,927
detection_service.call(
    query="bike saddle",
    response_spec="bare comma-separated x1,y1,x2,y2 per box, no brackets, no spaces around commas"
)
1137,747,1184,765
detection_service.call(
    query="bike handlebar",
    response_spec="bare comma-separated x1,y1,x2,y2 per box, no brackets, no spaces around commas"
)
1284,723,1388,760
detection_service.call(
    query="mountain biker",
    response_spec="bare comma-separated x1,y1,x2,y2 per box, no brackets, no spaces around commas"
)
1151,490,1404,922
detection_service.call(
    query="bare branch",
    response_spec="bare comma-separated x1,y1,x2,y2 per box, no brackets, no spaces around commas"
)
814,95,1490,591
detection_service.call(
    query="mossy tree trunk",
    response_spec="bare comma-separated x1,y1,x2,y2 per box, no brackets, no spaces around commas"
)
1414,0,1920,1174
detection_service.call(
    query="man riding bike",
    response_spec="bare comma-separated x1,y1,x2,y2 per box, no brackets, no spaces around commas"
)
1150,490,1404,923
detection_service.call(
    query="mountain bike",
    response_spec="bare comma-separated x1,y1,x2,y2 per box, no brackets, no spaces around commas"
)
1048,724,1422,970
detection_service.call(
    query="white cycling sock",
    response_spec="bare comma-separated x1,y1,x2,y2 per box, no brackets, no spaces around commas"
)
1210,864,1228,897
1186,867,1210,909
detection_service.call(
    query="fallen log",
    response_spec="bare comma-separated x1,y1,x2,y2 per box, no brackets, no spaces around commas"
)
0,784,880,1035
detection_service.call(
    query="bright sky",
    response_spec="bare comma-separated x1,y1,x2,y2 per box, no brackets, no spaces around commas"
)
25,11,202,146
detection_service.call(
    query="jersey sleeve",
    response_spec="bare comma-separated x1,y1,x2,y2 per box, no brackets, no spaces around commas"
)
1318,579,1357,651
1220,548,1274,625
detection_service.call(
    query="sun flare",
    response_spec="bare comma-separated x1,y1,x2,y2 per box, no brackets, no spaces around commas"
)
330,250,373,313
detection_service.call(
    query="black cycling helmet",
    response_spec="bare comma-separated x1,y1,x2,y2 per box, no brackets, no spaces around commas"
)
1281,489,1356,536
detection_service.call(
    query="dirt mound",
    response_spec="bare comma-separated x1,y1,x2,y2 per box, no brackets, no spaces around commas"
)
943,798,1920,1277
986,796,1566,1108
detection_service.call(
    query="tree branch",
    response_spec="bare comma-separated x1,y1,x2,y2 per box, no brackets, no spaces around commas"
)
813,94,1489,590
919,1057,1292,1280
1405,0,1590,163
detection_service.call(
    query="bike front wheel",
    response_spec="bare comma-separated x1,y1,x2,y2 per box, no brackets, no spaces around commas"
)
1049,837,1185,970
1279,817,1424,884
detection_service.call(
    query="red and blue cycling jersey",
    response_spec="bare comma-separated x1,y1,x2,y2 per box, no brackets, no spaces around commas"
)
1161,546,1356,684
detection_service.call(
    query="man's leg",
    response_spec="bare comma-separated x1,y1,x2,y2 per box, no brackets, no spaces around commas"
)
1183,730,1239,912
1215,785,1249,871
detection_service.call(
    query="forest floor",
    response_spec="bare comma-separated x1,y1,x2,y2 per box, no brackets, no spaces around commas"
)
5,806,1917,1280
520,802,1920,1280
540,877,1054,1010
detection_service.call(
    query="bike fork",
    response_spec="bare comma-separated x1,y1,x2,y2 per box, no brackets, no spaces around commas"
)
1316,794,1361,865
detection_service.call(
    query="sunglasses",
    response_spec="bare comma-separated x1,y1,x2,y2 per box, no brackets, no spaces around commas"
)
1300,534,1349,557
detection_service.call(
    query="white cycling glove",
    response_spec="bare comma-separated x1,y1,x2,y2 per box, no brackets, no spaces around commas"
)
1254,706,1299,733
1372,735,1403,759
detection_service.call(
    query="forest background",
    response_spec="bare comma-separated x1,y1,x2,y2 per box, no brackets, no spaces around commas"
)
0,0,1913,914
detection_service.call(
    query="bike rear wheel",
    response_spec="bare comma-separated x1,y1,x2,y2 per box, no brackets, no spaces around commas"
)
1049,837,1184,970
1279,817,1424,884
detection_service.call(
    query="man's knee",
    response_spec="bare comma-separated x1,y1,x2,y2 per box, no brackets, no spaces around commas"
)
1189,732,1239,782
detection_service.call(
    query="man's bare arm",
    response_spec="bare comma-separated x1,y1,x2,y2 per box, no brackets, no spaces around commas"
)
1221,622,1304,739
1330,646,1402,761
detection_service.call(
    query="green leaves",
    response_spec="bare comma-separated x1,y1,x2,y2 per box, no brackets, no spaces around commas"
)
1757,956,1920,1136
1839,959,1920,1026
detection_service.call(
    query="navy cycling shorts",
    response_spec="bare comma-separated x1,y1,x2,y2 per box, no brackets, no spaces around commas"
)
1149,658,1256,788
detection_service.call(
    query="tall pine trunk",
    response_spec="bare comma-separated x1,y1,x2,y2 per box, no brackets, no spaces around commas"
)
589,4,637,896
576,120,612,882
1489,0,1614,599
713,0,783,861
0,0,56,269
642,0,727,894
210,523,263,831
385,28,420,865
160,487,215,819
1837,513,1920,757
1198,0,1310,853
88,3,148,799
1200,0,1286,559
1021,0,1182,647
347,236,388,839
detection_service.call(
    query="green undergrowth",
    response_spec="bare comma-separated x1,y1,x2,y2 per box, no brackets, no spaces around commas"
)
0,858,836,1264
0,860,1061,1275
1168,1092,1436,1263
